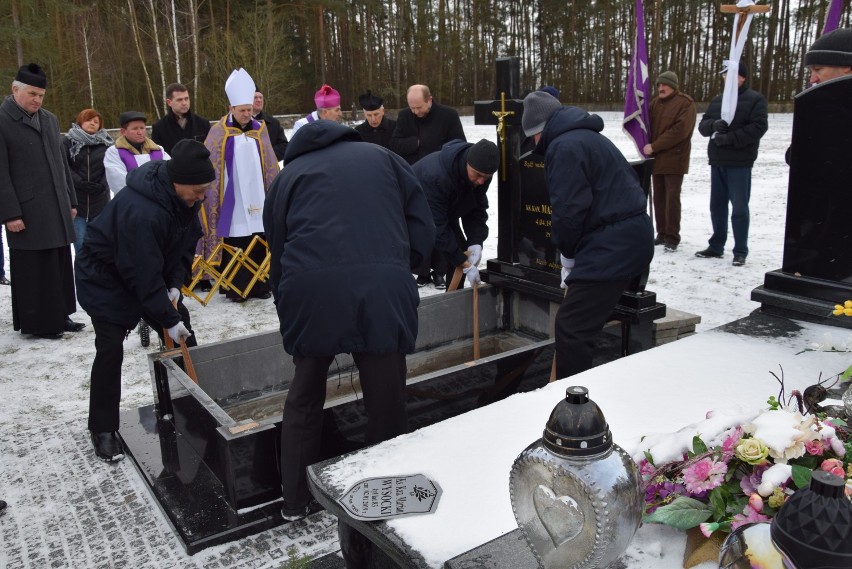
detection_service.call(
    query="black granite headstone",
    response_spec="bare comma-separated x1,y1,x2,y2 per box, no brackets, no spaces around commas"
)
473,57,664,346
752,75,852,328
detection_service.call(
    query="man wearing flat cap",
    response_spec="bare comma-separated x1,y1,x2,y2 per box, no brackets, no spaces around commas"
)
104,110,171,195
0,63,86,339
521,91,654,379
354,90,396,150
413,139,498,289
76,139,214,462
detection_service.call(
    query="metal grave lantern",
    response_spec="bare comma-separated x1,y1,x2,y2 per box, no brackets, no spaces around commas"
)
509,386,642,568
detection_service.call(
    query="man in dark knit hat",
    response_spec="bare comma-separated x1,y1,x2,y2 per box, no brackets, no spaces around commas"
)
413,139,499,289
696,61,767,267
644,70,696,252
354,90,396,150
804,27,852,86
0,63,86,339
521,91,654,379
75,139,215,462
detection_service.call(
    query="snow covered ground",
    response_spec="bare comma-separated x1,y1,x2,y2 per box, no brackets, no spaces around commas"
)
2,111,842,568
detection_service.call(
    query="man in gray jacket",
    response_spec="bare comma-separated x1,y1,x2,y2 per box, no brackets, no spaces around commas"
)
0,63,84,338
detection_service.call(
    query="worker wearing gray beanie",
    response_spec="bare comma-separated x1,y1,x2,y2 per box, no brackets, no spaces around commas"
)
521,91,562,137
804,27,852,85
521,93,654,379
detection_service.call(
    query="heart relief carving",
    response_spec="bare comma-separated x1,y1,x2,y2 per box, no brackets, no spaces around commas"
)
532,484,585,548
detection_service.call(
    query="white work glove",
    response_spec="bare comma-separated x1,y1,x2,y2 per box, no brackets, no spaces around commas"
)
167,287,181,303
463,264,481,285
167,322,191,344
560,255,575,290
467,244,483,267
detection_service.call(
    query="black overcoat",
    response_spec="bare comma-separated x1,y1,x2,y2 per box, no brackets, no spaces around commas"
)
391,102,466,164
0,96,76,250
698,83,768,167
63,137,110,220
151,110,212,154
264,120,435,358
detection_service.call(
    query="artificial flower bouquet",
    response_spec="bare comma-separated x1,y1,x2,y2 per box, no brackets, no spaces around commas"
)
635,397,852,538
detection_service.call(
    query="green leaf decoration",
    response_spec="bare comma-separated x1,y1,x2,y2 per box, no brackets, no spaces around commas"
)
791,464,813,489
643,496,713,530
644,450,655,466
692,436,708,455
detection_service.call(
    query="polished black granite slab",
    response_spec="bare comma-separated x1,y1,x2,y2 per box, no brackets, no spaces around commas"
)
118,405,289,555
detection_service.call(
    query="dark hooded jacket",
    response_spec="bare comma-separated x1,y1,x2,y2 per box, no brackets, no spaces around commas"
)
698,82,768,167
74,160,202,329
263,120,435,357
537,106,654,283
413,140,489,267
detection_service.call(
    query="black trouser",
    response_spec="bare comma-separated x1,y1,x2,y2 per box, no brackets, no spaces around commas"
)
88,302,195,433
554,279,629,379
415,249,445,280
279,352,408,569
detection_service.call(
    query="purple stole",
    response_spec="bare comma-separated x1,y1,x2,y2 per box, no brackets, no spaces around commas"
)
306,113,316,123
218,115,263,238
118,148,164,171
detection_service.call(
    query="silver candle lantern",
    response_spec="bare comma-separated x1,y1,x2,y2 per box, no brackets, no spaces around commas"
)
509,385,643,568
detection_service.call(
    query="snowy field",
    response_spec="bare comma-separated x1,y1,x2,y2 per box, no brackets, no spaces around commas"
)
1,111,835,568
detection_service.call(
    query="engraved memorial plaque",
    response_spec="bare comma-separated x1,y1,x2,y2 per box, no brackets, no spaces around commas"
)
518,151,559,274
337,474,442,521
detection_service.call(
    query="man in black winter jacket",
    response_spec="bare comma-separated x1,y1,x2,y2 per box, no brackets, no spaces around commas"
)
264,120,434,566
695,62,768,266
151,83,212,154
75,140,215,463
413,139,499,289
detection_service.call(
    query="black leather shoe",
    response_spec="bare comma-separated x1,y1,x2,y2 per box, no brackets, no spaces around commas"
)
694,248,723,259
415,275,431,288
90,431,124,462
0,276,9,285
432,273,447,289
732,255,747,266
197,279,213,292
281,498,320,522
654,236,664,246
33,332,63,340
64,317,86,332
664,243,678,252
251,291,272,300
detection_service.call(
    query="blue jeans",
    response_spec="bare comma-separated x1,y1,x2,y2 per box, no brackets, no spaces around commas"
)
708,165,751,257
73,216,88,255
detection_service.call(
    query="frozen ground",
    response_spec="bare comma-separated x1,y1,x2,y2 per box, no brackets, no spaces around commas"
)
0,112,825,568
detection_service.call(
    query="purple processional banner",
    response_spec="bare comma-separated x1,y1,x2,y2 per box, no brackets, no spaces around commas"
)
823,0,843,35
622,0,651,158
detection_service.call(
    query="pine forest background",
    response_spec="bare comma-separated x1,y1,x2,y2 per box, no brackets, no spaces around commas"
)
1,0,849,128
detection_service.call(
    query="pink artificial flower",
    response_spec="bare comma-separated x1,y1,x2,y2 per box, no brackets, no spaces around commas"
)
748,493,764,513
683,457,728,494
638,459,655,479
820,458,845,478
699,521,720,537
722,426,744,457
731,504,771,531
805,439,825,456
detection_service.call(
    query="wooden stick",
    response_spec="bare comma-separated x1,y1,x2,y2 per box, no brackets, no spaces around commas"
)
472,282,480,360
447,266,464,292
180,338,198,384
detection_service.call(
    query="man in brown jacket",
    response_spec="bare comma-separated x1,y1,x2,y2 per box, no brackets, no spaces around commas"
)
643,71,696,252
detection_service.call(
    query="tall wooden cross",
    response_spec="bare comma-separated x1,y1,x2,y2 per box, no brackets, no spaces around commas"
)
720,2,770,43
718,2,770,124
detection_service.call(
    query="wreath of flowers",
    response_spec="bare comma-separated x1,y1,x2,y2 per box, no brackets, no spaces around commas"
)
636,301,852,537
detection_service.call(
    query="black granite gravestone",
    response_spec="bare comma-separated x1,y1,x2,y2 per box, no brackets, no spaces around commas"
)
752,75,852,328
474,56,665,351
